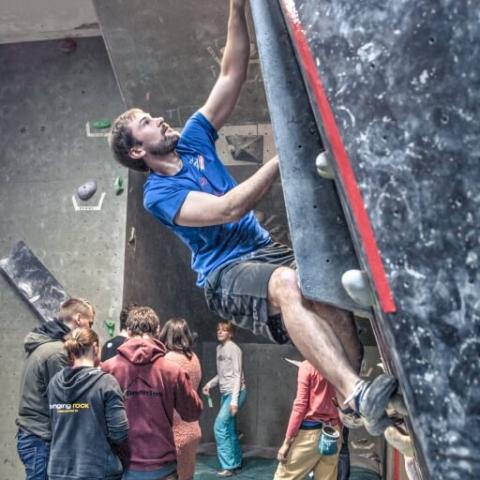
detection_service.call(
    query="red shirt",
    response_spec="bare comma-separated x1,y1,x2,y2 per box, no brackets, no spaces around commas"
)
285,361,340,440
101,337,203,471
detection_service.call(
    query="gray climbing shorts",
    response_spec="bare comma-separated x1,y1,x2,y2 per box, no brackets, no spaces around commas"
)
204,242,296,344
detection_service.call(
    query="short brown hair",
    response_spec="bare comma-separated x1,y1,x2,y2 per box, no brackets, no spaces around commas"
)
58,297,94,324
126,306,160,337
64,328,99,363
217,320,235,336
119,303,139,330
158,317,194,359
108,108,149,172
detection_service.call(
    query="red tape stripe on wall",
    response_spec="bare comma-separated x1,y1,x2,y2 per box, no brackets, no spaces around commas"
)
280,0,396,313
394,448,402,480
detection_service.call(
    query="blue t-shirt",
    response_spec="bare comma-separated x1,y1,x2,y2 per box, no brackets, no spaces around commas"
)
143,111,271,287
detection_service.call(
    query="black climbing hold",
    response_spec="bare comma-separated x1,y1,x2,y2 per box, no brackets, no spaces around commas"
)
77,180,97,201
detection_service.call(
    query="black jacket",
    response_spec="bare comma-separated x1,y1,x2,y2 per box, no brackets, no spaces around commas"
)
47,366,128,480
17,319,71,440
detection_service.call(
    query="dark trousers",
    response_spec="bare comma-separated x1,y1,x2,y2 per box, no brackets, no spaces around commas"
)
337,427,350,480
17,429,50,480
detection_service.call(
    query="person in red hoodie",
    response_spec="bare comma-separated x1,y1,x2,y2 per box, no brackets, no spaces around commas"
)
102,306,203,480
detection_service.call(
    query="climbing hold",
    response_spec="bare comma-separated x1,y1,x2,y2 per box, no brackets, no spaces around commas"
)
114,176,124,195
77,180,97,201
387,393,409,418
315,151,335,179
384,424,414,457
341,269,374,307
128,227,136,245
104,319,115,338
92,120,112,130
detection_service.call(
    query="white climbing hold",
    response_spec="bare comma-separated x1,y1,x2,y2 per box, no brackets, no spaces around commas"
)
315,151,335,179
387,393,409,418
384,424,414,457
341,269,374,307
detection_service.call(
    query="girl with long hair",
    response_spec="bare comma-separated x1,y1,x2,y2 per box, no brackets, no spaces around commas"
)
159,317,202,480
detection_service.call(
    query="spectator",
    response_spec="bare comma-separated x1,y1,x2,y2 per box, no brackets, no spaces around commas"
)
101,303,139,361
275,361,342,480
47,328,128,479
203,321,246,477
16,297,95,479
159,317,202,480
102,306,203,480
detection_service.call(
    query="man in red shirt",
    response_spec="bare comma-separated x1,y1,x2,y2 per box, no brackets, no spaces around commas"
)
275,361,341,480
102,306,203,480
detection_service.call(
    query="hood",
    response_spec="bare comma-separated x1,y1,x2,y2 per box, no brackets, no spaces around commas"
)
49,366,105,404
24,318,71,354
117,337,166,365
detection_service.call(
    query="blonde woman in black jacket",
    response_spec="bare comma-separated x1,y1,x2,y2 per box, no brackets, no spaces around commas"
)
47,328,128,480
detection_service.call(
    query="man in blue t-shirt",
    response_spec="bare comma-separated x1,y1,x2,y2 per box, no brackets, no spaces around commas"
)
108,0,397,441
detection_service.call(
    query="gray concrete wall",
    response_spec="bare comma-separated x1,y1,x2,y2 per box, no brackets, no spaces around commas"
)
0,0,99,44
0,37,125,480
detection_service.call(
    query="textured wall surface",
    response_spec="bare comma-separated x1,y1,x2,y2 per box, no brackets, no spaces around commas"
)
94,0,269,127
0,37,125,479
0,0,99,44
280,1,480,478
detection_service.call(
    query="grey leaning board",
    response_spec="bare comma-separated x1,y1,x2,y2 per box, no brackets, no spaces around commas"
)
0,241,68,322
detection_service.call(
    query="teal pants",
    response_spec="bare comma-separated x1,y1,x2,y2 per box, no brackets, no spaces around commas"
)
214,390,247,470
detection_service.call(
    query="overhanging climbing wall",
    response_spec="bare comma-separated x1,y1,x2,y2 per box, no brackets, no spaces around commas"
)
251,1,480,479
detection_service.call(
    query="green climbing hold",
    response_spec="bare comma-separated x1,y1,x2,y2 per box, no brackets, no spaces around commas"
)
114,176,124,195
104,319,115,338
92,120,112,129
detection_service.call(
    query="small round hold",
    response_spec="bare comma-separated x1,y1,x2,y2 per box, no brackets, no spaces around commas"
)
315,151,335,179
77,180,97,201
341,269,373,307
387,393,409,418
384,424,414,457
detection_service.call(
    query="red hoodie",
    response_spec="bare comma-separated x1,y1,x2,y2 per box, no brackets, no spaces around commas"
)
101,337,203,471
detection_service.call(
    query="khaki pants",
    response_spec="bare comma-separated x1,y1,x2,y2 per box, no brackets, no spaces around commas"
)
274,427,342,480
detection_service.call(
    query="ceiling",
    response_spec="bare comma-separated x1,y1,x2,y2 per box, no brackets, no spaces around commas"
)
0,0,100,44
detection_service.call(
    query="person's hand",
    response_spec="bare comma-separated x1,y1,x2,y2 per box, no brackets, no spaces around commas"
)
230,404,238,416
202,384,210,396
269,155,279,165
276,442,291,463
